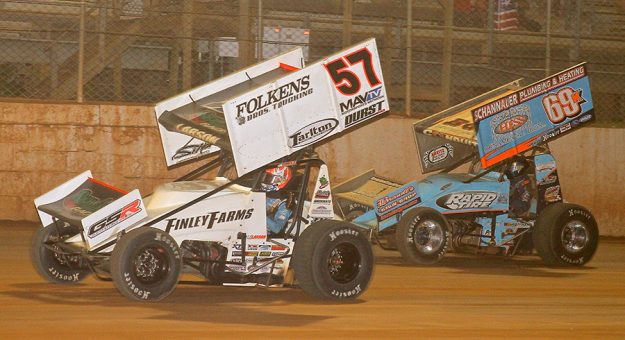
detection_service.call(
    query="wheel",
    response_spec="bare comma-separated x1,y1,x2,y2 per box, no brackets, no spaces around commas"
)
395,207,450,265
110,227,181,301
533,203,598,266
31,223,90,284
292,220,374,300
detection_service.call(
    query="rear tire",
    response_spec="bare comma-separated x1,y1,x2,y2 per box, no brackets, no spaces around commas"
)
292,220,374,300
533,203,598,266
31,223,90,284
111,227,181,301
396,208,450,265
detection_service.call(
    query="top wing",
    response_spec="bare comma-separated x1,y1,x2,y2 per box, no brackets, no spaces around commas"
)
473,63,594,168
154,49,304,167
155,38,389,176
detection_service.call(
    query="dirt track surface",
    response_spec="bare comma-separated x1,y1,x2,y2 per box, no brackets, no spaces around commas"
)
1,221,624,339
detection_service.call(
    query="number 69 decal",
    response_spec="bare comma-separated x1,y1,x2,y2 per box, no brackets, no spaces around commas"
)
324,47,381,96
542,87,586,124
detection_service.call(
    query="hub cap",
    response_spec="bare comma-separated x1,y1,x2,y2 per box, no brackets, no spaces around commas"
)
327,243,360,284
561,220,589,254
413,220,444,254
133,245,170,284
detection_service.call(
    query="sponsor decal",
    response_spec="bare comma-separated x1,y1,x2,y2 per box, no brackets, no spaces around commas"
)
539,172,558,185
258,245,272,251
288,118,338,148
436,191,498,210
88,199,142,238
423,143,454,168
375,184,421,220
309,164,335,218
339,86,384,114
232,244,242,250
544,186,562,202
536,161,556,172
473,94,520,123
172,140,213,160
63,189,115,217
344,101,385,128
271,245,286,250
580,113,593,123
494,115,528,134
318,174,329,189
315,190,331,199
271,251,286,256
247,244,259,251
235,75,313,125
484,106,546,153
164,208,254,233
259,251,272,257
247,234,265,239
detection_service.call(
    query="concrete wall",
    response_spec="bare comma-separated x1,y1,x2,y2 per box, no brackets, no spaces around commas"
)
2,101,624,236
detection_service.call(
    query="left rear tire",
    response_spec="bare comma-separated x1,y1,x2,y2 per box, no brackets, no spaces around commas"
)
31,223,90,284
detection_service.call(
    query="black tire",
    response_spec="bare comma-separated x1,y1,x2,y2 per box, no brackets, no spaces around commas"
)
110,227,181,301
533,203,598,266
31,223,90,284
292,220,374,300
395,207,450,265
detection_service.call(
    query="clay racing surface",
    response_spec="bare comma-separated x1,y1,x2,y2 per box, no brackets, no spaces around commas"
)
1,222,624,338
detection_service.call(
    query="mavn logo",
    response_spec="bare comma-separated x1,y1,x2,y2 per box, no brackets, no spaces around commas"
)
165,208,254,233
339,86,384,114
88,200,142,238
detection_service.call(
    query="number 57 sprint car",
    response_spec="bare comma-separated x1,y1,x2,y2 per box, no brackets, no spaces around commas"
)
31,39,390,301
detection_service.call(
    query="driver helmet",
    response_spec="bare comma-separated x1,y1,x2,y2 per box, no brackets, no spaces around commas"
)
260,165,293,192
505,156,529,178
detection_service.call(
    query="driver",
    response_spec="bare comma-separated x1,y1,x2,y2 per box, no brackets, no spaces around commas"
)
505,156,533,217
260,165,295,236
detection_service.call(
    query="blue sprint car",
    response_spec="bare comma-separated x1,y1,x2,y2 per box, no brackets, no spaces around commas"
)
335,63,598,266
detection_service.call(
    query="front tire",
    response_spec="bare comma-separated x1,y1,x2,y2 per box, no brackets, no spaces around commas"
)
533,203,598,266
292,220,374,300
396,207,450,265
31,223,90,284
111,227,181,301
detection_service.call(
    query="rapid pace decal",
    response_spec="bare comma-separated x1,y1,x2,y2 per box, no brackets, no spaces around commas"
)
436,191,499,211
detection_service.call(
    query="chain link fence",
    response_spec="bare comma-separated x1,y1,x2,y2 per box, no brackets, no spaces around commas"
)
0,0,623,125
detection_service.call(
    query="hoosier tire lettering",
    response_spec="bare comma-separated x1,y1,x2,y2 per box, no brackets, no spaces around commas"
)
533,203,598,266
31,223,90,285
292,220,373,300
396,207,450,265
111,227,182,301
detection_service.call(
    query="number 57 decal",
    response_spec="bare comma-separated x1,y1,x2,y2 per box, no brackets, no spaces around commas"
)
324,47,381,96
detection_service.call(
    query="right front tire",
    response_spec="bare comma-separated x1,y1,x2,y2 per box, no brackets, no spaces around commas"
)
396,207,450,265
292,220,374,300
533,203,598,266
111,227,181,301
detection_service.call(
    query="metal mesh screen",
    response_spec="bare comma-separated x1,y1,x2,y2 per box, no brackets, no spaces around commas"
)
0,0,623,125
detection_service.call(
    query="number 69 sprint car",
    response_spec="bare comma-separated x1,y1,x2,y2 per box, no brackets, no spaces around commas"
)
31,39,389,301
334,63,599,267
